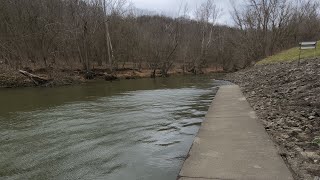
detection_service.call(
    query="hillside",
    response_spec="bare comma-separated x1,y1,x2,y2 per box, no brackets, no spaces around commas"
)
258,41,320,64
225,58,320,180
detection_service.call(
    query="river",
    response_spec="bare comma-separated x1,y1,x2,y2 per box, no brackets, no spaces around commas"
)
0,75,227,180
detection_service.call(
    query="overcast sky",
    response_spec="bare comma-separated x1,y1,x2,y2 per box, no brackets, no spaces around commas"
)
130,0,245,25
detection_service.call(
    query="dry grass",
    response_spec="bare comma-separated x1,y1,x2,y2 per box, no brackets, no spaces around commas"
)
257,41,320,64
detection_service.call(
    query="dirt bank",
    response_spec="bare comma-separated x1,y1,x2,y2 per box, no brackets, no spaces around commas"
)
0,67,222,88
0,69,85,88
224,58,320,180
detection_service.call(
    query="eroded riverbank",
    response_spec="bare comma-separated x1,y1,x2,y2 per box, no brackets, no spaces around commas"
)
225,58,320,180
0,67,223,88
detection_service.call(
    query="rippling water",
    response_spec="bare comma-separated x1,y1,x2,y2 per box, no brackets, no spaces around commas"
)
0,76,226,180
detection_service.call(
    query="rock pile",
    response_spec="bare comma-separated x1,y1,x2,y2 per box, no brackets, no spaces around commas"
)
225,58,320,180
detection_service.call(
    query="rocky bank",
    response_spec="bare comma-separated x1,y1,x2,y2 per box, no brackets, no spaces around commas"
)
225,58,320,180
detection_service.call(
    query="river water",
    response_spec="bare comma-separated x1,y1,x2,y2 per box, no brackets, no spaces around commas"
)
0,75,226,180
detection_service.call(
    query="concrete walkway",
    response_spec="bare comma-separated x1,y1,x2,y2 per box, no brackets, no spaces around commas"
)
178,85,293,180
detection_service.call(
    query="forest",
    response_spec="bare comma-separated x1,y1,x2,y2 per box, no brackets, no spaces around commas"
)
0,0,319,78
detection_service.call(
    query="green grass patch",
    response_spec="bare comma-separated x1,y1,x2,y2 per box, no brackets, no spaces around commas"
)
313,137,320,146
257,41,320,65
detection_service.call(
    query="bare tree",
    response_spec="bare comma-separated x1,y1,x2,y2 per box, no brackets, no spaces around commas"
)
193,0,220,74
0,0,319,76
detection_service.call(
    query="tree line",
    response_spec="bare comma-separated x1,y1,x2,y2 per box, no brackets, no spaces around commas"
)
0,0,319,76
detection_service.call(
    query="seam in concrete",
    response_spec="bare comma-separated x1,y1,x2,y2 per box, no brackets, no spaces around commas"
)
205,116,256,118
179,175,235,180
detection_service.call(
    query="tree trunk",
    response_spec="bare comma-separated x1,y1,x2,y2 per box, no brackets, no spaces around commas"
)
103,1,114,72
19,70,51,85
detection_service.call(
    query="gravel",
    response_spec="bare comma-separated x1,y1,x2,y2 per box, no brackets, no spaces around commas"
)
224,58,320,180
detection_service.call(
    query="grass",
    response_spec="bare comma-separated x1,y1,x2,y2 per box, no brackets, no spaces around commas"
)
257,41,320,65
313,137,320,146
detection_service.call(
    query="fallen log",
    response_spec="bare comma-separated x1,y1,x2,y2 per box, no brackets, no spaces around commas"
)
19,70,51,85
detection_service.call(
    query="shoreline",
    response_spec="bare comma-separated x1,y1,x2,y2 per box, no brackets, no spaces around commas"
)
178,85,293,180
0,67,224,89
224,58,320,180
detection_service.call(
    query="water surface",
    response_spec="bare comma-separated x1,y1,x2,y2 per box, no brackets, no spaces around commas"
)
0,76,225,180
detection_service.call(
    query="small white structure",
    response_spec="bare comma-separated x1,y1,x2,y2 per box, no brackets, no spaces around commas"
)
299,41,317,61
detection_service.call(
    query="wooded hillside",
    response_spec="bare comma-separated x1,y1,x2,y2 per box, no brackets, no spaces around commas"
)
0,0,319,76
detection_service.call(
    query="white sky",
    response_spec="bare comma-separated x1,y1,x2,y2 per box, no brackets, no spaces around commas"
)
130,0,245,25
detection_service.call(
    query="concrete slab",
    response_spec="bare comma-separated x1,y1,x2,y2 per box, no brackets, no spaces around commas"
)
179,178,218,180
178,85,293,180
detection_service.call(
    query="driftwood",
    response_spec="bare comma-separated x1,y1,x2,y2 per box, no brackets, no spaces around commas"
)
19,70,51,85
